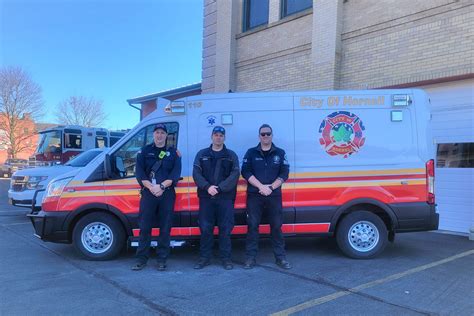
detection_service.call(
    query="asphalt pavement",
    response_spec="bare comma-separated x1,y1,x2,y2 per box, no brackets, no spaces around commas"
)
0,178,473,315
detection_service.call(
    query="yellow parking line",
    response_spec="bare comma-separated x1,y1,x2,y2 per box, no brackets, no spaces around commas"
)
272,249,474,316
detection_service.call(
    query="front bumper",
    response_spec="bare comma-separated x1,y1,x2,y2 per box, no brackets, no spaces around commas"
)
27,210,70,243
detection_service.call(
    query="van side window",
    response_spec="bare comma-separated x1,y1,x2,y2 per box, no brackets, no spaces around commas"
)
111,122,178,179
111,129,146,179
144,122,179,149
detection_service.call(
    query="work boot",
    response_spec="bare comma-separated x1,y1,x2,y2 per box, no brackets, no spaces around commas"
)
131,261,147,271
275,258,292,270
156,259,167,271
222,259,233,270
193,257,211,269
243,258,256,269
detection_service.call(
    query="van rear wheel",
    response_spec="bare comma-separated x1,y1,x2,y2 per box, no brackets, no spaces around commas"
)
73,212,125,261
336,211,388,259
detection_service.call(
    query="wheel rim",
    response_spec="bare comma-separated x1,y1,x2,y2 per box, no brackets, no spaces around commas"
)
81,222,114,254
347,221,379,252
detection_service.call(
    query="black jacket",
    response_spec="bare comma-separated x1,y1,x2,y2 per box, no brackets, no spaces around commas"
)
136,143,181,190
241,143,289,196
193,145,240,200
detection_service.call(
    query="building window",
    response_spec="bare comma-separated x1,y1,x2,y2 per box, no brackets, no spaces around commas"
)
243,0,269,32
437,143,474,168
281,0,312,18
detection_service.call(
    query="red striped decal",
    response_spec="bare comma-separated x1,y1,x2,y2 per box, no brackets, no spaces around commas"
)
72,173,425,192
131,223,330,237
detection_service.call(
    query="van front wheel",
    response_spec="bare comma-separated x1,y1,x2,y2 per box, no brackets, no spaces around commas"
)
336,211,388,259
73,212,125,260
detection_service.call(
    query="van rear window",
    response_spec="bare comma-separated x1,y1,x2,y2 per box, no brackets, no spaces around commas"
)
437,143,474,168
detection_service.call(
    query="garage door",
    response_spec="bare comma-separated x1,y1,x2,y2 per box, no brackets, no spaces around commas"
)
421,79,474,234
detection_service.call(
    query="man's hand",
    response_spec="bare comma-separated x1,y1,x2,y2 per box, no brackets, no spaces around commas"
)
149,185,163,197
259,185,272,196
207,185,219,196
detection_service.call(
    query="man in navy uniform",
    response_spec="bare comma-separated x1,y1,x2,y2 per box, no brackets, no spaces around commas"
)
193,126,240,270
132,123,181,271
241,124,291,269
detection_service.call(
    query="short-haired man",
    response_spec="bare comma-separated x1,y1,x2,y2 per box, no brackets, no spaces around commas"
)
241,124,291,269
193,126,240,270
132,123,181,271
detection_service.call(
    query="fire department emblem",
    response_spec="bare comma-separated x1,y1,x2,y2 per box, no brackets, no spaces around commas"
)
318,111,365,158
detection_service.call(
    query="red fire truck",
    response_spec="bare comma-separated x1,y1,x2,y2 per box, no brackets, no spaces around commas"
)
29,125,126,167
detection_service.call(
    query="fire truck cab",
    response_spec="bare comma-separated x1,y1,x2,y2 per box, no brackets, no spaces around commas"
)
30,125,126,167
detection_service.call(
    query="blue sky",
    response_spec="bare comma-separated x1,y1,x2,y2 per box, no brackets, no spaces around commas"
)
1,0,203,130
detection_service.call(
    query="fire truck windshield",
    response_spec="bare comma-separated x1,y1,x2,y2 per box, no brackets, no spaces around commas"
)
36,130,61,155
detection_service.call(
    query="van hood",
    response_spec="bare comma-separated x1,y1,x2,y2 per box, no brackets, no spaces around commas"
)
48,168,82,183
13,165,77,178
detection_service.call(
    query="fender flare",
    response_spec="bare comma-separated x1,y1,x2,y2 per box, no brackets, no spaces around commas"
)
330,198,399,233
63,203,133,236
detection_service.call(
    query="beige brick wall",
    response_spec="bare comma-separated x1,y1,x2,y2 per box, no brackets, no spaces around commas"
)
202,0,473,93
235,12,313,91
340,0,474,88
342,0,454,33
201,0,217,93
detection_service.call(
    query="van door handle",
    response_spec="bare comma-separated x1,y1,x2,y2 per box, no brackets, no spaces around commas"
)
66,188,75,192
401,181,408,185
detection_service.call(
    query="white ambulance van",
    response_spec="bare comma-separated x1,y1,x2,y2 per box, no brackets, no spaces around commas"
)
28,90,439,260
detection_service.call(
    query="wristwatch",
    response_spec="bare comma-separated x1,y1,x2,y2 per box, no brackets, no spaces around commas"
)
269,185,274,191
159,183,165,190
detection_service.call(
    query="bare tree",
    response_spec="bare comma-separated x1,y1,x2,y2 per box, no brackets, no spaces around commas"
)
55,96,107,127
0,66,44,158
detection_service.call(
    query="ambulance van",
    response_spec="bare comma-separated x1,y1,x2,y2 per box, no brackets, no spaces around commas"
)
28,90,439,260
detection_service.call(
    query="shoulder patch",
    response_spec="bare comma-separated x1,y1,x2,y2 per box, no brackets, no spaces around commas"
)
176,149,182,157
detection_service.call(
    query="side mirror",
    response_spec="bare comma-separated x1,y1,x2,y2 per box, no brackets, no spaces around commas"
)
104,153,112,179
115,156,126,177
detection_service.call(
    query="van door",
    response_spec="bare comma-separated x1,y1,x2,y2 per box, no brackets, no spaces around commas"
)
190,104,296,233
105,122,186,231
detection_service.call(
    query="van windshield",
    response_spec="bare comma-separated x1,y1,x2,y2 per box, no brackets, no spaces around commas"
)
65,150,102,167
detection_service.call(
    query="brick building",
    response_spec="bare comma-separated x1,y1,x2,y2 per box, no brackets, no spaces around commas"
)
201,0,473,234
0,114,40,163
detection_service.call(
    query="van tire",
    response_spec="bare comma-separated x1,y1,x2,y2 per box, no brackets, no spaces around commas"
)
336,211,388,259
73,212,125,261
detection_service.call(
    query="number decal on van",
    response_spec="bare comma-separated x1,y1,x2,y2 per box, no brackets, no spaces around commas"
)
319,111,366,158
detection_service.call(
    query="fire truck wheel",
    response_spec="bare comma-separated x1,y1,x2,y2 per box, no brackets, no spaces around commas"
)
336,211,388,259
73,212,125,260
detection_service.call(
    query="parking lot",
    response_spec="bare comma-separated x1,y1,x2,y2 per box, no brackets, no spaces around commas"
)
0,178,473,315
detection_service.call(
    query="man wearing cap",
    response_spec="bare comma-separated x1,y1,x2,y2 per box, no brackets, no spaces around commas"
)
132,123,181,271
192,126,240,270
241,124,291,269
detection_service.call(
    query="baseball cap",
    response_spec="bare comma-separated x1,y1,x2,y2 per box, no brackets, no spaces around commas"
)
153,123,168,133
212,126,225,135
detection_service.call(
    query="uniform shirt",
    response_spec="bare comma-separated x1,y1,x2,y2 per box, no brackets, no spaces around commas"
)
135,143,181,189
241,143,289,196
193,144,240,200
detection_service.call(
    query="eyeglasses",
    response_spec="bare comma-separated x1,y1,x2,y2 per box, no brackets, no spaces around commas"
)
260,132,272,137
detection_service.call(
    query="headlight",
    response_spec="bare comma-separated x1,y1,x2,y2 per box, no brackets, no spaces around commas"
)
26,176,48,189
44,177,73,199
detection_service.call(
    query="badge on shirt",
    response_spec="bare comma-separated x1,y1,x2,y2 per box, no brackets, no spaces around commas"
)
273,155,280,164
158,151,167,159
